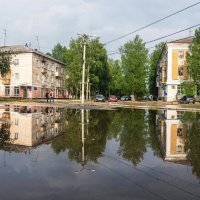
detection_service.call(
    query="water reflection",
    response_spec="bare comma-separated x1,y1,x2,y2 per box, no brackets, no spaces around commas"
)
156,109,200,181
0,105,66,150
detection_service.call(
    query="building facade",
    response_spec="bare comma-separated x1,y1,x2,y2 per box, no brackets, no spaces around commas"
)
156,37,193,102
0,45,67,99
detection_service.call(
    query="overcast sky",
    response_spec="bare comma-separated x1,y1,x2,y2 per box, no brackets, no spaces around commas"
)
0,0,199,58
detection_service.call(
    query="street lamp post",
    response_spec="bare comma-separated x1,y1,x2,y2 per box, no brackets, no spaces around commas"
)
81,35,87,104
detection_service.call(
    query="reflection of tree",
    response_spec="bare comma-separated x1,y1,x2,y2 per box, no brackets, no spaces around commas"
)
147,110,162,158
0,124,10,148
118,110,147,166
51,109,111,164
184,112,200,181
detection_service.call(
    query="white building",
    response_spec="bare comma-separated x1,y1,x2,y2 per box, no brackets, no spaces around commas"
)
156,37,193,102
0,45,67,99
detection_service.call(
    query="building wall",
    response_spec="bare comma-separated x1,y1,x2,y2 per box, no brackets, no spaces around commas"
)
157,43,190,101
0,50,67,99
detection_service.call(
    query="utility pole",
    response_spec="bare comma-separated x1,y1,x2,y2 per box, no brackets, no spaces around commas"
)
86,65,90,100
35,35,40,50
3,29,7,46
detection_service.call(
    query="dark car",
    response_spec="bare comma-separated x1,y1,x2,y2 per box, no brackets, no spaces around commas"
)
108,95,118,102
94,94,105,102
121,96,131,101
179,96,195,104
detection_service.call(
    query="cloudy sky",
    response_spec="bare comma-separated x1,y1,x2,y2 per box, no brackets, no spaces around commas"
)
0,0,199,58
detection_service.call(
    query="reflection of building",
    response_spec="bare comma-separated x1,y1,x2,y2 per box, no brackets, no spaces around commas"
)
0,105,66,147
156,37,193,102
0,45,67,98
156,110,187,161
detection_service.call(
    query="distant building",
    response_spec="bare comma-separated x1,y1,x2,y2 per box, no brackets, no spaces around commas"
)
0,45,67,98
156,37,193,102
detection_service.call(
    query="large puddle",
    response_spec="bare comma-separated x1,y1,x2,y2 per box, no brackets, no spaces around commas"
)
0,105,200,200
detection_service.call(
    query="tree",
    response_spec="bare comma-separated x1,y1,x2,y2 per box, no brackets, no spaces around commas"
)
0,50,13,77
120,35,148,99
148,42,165,96
187,28,200,94
108,59,124,96
51,37,110,98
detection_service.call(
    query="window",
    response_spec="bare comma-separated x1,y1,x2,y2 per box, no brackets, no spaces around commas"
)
14,87,19,96
176,145,183,153
177,128,183,136
14,118,19,126
177,111,183,119
15,73,19,80
14,59,19,66
177,85,183,95
178,66,184,76
5,86,10,96
36,118,39,125
36,132,39,139
171,85,176,89
15,132,19,139
178,51,184,60
36,60,39,67
36,73,39,81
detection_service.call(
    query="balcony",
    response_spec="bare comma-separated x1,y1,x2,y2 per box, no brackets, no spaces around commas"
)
55,71,61,77
2,79,10,85
41,67,47,74
162,77,167,83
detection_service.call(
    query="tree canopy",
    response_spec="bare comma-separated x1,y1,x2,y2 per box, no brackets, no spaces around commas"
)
120,35,148,99
0,50,13,77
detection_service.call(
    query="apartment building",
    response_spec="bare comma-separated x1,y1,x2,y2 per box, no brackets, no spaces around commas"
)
0,105,66,147
0,45,67,99
156,109,186,161
156,37,193,102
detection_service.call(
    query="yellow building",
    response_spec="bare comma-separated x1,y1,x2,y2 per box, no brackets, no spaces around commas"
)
0,45,67,99
157,37,193,101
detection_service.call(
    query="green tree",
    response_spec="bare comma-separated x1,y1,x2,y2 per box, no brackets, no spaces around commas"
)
108,59,124,96
148,42,165,96
120,35,148,99
51,43,68,64
187,28,200,93
0,50,13,77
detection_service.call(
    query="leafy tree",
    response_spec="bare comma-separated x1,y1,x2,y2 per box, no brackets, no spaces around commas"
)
108,59,124,96
148,42,165,96
0,50,13,77
51,37,110,98
187,28,200,93
120,35,148,99
180,81,196,96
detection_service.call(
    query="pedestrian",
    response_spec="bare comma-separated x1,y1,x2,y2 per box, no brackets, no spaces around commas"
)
49,90,54,103
45,91,49,103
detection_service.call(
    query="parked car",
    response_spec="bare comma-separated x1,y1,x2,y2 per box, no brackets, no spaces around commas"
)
179,96,195,104
94,94,105,102
121,96,131,101
108,95,118,102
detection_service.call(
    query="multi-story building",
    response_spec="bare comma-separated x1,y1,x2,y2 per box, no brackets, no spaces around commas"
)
0,105,66,147
156,37,193,102
156,109,187,161
0,45,67,99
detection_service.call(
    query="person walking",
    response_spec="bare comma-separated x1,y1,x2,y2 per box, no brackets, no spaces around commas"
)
49,90,54,103
45,91,49,103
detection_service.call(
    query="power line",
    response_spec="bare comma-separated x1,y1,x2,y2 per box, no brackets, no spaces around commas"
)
104,1,200,45
107,23,200,56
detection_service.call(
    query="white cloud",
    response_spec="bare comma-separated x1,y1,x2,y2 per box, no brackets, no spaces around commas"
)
0,0,199,56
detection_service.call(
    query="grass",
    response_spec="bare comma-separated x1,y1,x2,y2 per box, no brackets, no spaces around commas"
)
0,98,33,103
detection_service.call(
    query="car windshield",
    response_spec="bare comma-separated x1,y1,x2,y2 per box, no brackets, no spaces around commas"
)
96,95,104,98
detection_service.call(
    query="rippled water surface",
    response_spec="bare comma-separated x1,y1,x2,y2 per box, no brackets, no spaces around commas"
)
0,105,200,200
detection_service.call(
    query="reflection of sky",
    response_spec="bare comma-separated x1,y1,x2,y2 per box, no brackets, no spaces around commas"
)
0,140,200,200
0,108,200,200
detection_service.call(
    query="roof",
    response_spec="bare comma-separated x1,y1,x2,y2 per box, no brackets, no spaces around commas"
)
0,45,65,66
168,36,194,44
